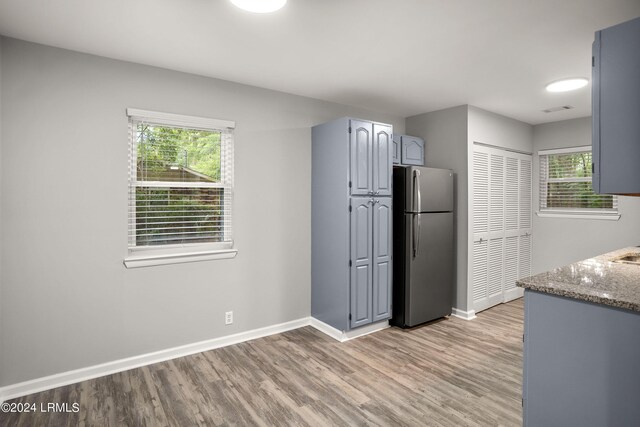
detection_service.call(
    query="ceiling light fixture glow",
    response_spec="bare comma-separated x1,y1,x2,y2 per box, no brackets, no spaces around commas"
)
230,0,287,13
545,78,589,93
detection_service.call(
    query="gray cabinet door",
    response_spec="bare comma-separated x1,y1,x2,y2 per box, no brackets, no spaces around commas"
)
350,120,372,196
392,134,401,164
592,17,640,194
350,197,373,328
373,123,393,196
372,198,392,322
401,136,425,166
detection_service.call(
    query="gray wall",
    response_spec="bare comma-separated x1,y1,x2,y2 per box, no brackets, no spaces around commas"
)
468,106,533,153
0,36,3,384
0,38,404,386
532,117,640,273
406,106,469,312
406,105,533,314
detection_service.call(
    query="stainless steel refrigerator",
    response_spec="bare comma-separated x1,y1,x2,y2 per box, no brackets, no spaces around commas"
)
391,166,454,328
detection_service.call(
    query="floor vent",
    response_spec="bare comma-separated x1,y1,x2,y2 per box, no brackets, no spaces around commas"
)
542,105,574,113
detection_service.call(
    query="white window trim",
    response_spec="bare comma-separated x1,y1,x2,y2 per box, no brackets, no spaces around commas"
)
124,108,237,268
126,108,235,130
124,247,238,269
536,211,620,221
537,145,591,156
537,145,619,220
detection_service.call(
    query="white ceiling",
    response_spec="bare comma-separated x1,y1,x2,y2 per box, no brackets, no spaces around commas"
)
1,0,639,124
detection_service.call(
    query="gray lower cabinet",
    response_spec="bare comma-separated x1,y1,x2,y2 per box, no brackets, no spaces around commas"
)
350,197,392,328
350,197,374,328
372,197,392,322
523,290,640,426
592,16,640,194
312,117,393,333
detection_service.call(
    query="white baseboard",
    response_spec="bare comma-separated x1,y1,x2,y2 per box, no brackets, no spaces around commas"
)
504,287,524,302
451,307,477,320
309,317,346,341
309,317,389,342
0,315,394,403
0,317,311,403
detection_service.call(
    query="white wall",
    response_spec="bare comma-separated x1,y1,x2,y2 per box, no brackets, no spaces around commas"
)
0,38,404,386
532,117,640,273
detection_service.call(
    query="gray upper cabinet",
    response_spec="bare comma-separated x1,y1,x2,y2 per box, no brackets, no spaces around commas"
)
350,120,372,196
393,134,426,166
350,120,393,196
373,123,393,196
392,134,401,164
401,135,425,166
592,17,640,195
311,117,393,333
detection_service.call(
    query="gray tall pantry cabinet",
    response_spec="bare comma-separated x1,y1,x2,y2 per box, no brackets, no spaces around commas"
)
312,117,393,332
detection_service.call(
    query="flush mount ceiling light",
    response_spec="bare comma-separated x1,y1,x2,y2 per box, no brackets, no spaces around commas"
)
545,78,589,93
230,0,287,13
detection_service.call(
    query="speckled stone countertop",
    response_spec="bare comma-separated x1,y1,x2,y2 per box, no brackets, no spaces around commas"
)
517,247,640,312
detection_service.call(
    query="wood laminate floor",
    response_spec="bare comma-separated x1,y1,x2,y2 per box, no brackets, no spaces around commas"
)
1,299,524,427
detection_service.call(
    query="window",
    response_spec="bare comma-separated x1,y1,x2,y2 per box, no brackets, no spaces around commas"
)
538,146,618,219
125,109,237,268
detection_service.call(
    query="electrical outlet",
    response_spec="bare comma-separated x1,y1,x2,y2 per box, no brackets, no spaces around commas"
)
225,311,233,325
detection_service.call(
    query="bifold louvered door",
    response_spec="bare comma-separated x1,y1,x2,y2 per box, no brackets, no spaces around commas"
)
472,144,532,313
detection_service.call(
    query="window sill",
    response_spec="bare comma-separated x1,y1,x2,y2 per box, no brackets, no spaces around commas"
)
124,248,238,268
536,211,621,221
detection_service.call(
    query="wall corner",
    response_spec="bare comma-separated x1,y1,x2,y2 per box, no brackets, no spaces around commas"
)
0,35,5,386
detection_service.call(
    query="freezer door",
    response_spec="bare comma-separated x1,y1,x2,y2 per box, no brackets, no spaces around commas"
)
405,167,453,213
405,212,453,326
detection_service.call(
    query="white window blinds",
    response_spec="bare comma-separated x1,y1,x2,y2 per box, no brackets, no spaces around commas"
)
127,109,234,251
539,146,617,214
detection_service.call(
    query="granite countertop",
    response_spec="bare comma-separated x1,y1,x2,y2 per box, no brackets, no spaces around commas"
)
516,247,640,312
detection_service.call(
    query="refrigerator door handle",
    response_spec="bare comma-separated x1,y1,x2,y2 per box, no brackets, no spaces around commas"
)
413,214,421,258
413,169,421,212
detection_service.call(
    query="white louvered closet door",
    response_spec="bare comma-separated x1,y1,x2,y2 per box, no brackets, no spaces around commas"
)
518,157,532,283
487,153,505,307
503,155,520,299
472,150,490,308
472,144,532,313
